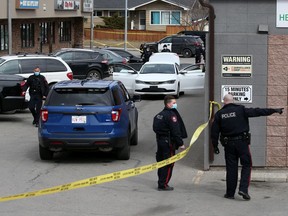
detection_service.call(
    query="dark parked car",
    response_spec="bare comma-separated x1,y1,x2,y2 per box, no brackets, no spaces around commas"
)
0,74,26,113
38,79,140,160
52,48,110,79
104,48,143,63
140,35,203,58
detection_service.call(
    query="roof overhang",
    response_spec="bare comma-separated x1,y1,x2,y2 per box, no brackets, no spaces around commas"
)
129,0,190,11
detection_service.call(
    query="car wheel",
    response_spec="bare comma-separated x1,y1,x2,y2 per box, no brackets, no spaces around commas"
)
182,49,192,58
131,125,138,146
174,84,180,99
39,145,53,160
117,133,131,160
87,70,101,79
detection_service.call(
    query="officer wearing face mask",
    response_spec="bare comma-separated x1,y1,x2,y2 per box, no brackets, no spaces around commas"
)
23,66,49,127
153,95,187,191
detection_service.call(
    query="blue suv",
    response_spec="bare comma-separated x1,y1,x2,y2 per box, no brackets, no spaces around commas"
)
38,79,140,160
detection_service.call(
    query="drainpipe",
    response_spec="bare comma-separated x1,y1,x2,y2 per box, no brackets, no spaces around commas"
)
7,0,12,54
198,0,215,170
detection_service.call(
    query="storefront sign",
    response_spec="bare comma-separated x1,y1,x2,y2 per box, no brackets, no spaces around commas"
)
55,0,80,10
277,0,288,27
82,0,93,12
16,0,39,9
221,85,252,103
221,55,252,78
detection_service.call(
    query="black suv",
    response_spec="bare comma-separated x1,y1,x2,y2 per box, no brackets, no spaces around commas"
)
52,48,110,79
140,35,203,58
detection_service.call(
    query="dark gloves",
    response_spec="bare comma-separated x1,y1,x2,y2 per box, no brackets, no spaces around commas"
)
214,146,220,154
275,108,284,114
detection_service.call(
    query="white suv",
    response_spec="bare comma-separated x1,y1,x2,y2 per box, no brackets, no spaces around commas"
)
0,55,73,100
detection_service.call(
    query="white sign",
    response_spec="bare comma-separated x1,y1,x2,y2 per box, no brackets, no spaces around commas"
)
221,85,252,103
82,0,93,12
277,0,288,27
221,55,252,78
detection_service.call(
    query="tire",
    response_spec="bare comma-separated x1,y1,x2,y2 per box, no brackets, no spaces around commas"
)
130,125,138,146
182,49,192,58
117,133,131,160
87,70,102,79
39,145,53,160
174,84,180,99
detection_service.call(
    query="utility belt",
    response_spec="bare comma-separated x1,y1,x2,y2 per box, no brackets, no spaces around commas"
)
220,132,251,146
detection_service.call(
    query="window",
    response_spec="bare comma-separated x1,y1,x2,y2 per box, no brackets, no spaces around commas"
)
94,11,103,17
46,59,67,72
0,24,8,51
151,11,181,25
39,22,55,44
20,59,46,73
0,60,20,74
109,11,128,17
74,51,93,60
59,21,71,42
21,23,34,48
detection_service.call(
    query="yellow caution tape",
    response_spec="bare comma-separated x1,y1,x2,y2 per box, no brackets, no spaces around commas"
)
0,101,221,202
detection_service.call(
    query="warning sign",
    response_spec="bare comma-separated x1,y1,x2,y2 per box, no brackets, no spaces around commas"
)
221,55,252,77
221,85,252,103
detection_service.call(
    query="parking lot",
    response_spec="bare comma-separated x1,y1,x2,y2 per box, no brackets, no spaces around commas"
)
1,56,288,216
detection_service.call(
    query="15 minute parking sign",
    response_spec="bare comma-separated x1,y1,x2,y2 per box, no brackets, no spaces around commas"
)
221,85,252,103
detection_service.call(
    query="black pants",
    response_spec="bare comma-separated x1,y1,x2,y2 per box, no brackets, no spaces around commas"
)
28,94,43,124
224,139,252,196
156,138,175,188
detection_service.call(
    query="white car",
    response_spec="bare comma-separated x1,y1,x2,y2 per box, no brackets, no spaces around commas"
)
0,55,73,101
112,62,205,98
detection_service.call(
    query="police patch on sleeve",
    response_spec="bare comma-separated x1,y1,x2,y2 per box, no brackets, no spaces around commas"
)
156,114,163,120
171,116,177,122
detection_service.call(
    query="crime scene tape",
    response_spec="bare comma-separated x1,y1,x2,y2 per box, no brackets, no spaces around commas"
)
0,101,221,202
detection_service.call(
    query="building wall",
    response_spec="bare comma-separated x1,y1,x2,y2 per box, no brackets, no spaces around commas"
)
210,0,288,167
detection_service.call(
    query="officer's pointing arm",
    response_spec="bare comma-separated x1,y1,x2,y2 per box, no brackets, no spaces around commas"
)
244,107,284,117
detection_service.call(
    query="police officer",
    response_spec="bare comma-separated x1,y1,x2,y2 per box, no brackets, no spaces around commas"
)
153,95,187,191
211,94,283,200
161,44,171,52
141,46,153,63
23,66,49,127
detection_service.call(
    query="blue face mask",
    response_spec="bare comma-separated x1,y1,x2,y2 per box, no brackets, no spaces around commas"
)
172,103,177,109
34,72,40,76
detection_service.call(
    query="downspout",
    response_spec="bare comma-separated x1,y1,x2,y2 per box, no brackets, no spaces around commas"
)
198,0,215,170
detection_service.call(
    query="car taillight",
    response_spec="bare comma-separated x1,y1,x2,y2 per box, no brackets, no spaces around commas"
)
41,109,48,122
20,80,26,96
111,109,122,122
67,72,73,80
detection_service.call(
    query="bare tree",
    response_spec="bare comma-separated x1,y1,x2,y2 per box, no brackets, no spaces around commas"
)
170,0,209,31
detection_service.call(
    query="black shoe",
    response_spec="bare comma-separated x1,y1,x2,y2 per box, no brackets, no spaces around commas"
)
158,186,174,191
238,191,251,200
35,123,39,128
32,120,36,125
224,194,235,199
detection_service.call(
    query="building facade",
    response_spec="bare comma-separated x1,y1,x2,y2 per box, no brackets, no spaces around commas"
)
0,0,92,55
210,0,288,167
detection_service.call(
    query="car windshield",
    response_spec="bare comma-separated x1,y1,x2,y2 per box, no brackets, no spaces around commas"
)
140,64,175,74
47,88,113,106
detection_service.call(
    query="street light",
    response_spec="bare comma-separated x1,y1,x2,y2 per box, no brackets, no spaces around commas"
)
124,0,128,51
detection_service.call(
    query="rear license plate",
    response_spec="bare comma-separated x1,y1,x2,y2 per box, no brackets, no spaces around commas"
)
72,116,87,124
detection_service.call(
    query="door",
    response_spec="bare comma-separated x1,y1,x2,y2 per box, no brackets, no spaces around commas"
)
179,64,205,92
139,11,146,30
112,64,138,95
172,37,183,54
158,37,172,52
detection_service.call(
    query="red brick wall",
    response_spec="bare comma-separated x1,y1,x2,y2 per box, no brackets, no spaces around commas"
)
267,35,288,167
0,17,83,56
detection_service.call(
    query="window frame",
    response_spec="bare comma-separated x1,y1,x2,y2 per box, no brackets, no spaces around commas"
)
21,23,35,48
0,24,8,51
59,21,71,42
150,10,181,25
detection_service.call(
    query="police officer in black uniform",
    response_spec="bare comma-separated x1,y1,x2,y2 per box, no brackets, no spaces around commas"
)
153,95,187,191
141,46,153,63
211,94,283,200
23,66,49,127
161,44,171,52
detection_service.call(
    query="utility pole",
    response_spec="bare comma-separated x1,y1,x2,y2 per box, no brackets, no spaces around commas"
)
7,0,12,54
90,0,94,49
124,0,128,51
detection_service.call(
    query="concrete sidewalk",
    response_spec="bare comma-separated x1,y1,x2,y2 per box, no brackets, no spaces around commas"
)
204,168,288,183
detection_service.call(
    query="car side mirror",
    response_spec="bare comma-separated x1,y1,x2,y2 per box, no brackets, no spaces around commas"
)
180,71,187,75
132,95,141,102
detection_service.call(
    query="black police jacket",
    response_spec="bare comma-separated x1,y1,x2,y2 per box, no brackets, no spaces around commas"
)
23,74,49,97
153,107,187,148
211,103,279,147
